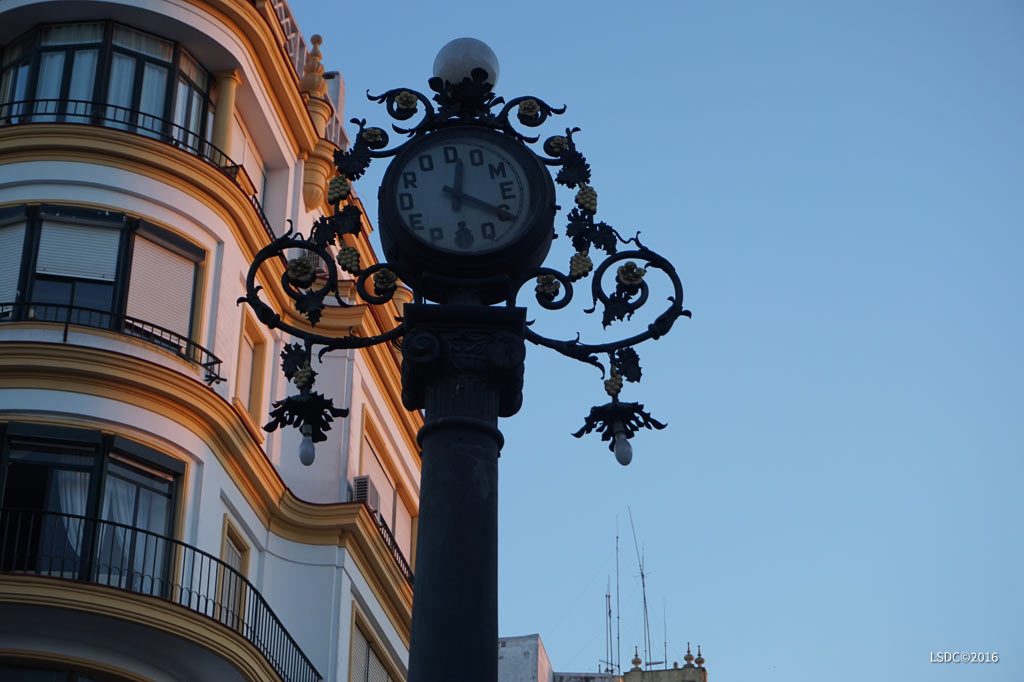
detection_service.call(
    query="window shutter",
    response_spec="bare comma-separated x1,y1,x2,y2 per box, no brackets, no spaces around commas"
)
126,235,195,337
237,333,255,410
0,223,25,303
368,652,391,682
36,220,120,281
351,627,369,682
394,498,413,562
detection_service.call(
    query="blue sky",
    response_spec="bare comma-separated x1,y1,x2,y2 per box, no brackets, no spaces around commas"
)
289,1,1024,679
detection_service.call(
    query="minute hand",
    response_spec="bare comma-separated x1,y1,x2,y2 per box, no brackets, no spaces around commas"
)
442,186,517,222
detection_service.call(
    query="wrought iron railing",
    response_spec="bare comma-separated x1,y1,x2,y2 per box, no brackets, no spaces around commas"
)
0,302,224,385
0,508,322,682
0,98,276,242
364,506,414,586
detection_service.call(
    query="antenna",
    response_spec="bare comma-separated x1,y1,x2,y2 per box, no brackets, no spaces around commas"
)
663,600,668,670
628,507,654,670
615,522,621,674
600,579,614,674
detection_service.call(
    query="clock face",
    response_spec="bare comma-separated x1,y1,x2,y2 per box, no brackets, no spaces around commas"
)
392,133,532,254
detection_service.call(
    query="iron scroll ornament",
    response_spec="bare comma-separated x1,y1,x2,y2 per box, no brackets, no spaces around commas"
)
237,68,690,464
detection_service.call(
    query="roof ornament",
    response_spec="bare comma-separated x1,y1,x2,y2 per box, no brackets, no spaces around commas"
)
683,642,695,667
300,34,327,97
695,645,705,668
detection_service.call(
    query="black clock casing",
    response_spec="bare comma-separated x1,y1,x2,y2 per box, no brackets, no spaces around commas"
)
378,125,556,303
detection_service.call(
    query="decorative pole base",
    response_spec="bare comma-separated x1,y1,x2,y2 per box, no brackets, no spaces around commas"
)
401,304,526,682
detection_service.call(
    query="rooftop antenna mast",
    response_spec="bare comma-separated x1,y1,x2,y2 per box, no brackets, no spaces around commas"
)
615,521,621,674
600,579,615,673
663,600,668,670
628,507,656,669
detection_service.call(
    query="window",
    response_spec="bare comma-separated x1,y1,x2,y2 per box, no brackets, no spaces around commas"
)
236,312,267,425
350,625,396,682
0,21,214,145
360,435,415,561
0,208,26,316
0,422,182,593
217,517,249,631
0,204,203,357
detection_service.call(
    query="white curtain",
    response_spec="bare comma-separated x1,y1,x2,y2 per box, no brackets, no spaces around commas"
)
105,53,134,128
99,477,136,588
38,470,89,577
33,52,64,121
66,49,97,121
56,470,88,552
138,62,166,136
41,22,103,47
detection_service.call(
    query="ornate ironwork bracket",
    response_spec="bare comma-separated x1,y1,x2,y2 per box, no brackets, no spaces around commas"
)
238,68,690,465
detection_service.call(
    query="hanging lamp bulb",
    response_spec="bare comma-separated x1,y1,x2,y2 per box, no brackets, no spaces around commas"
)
612,421,632,466
299,423,315,466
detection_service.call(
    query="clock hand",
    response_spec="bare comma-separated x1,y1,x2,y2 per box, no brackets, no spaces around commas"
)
451,159,464,211
441,186,518,221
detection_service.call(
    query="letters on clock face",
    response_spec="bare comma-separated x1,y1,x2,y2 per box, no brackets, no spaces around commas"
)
393,137,531,254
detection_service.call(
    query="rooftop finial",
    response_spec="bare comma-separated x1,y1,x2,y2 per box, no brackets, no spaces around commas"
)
695,645,705,668
630,646,642,671
683,642,694,667
300,34,326,97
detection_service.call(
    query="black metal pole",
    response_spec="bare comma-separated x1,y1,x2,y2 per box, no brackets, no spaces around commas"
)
401,303,526,682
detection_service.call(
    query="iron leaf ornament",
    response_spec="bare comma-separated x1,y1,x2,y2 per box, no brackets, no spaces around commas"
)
238,60,690,465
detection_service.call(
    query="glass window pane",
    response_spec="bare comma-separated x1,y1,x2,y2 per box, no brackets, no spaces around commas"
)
105,53,135,128
137,62,166,135
172,80,189,132
112,25,173,62
1,68,14,104
237,334,255,411
66,49,98,121
1,63,29,122
8,440,95,467
72,280,113,312
178,50,206,89
2,35,31,66
41,22,104,46
108,458,173,493
30,279,73,319
33,52,65,121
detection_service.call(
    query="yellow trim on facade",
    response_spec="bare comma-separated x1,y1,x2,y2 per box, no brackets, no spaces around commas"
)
0,575,282,681
185,0,320,156
0,342,413,643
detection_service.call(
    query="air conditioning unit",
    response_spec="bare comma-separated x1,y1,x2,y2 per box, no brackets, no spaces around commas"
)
351,475,380,514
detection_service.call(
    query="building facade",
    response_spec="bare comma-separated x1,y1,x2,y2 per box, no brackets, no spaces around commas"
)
498,635,708,682
0,1,421,680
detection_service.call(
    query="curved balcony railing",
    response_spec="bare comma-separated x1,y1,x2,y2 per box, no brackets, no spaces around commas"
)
366,507,414,586
0,98,275,242
0,302,224,385
0,508,322,682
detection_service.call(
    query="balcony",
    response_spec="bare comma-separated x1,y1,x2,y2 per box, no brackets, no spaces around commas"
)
0,508,321,682
0,98,275,242
0,302,224,385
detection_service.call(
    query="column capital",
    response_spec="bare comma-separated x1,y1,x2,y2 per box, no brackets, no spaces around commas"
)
400,304,526,418
214,69,243,87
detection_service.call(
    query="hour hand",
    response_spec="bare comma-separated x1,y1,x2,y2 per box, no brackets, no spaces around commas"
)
441,186,518,222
